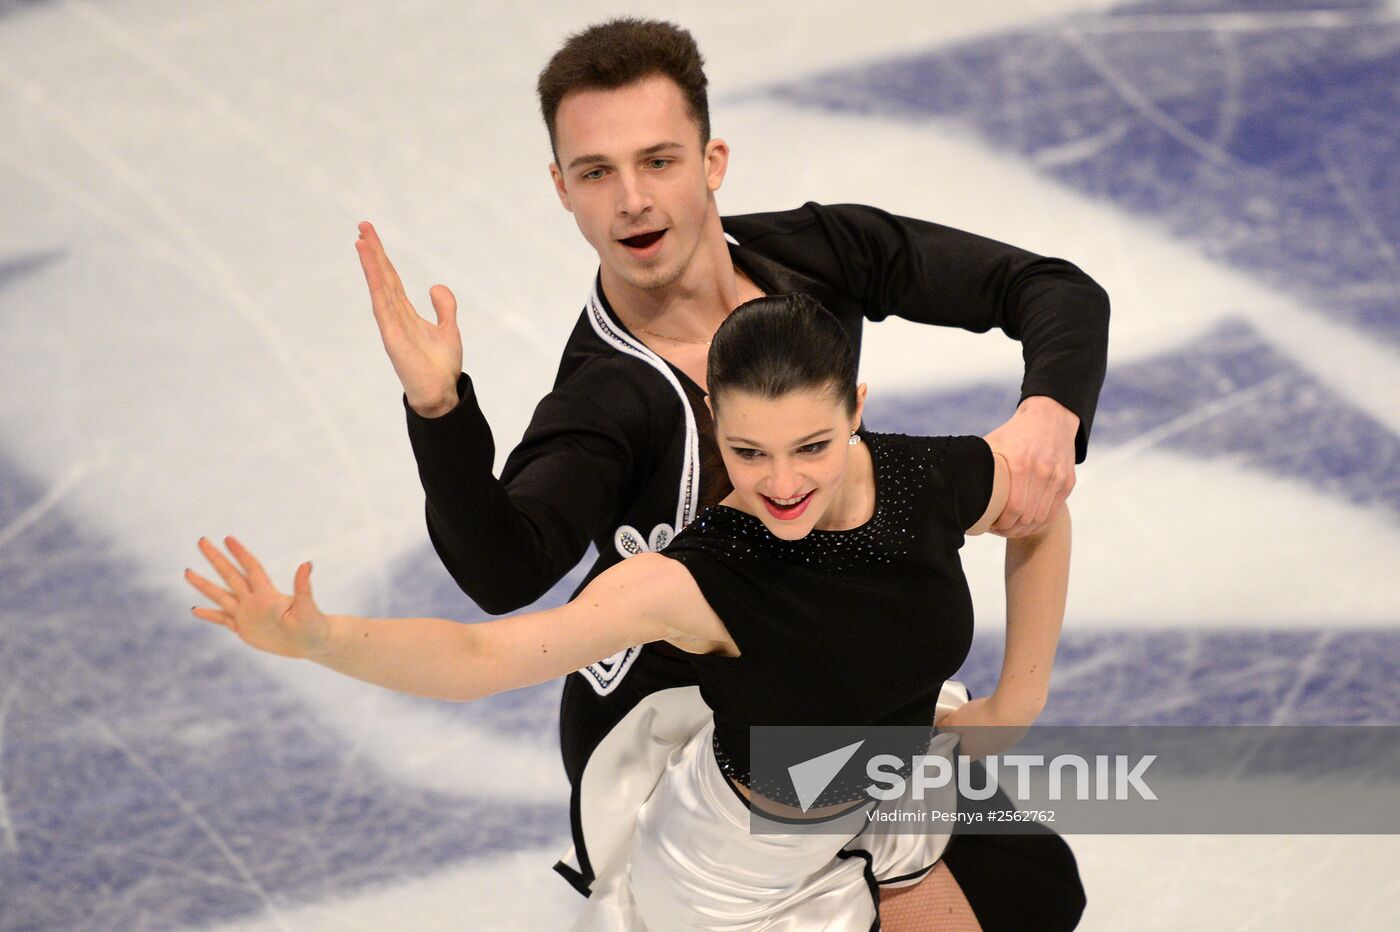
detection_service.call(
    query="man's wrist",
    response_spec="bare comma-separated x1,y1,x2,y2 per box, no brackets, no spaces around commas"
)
1017,394,1079,430
409,388,461,419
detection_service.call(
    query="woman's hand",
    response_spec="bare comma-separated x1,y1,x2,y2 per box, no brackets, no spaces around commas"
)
185,536,329,659
934,694,1038,761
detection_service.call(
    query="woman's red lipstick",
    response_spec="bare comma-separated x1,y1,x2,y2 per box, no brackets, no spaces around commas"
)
762,490,813,521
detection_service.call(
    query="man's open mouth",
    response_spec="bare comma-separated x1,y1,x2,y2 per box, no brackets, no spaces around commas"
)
620,230,666,249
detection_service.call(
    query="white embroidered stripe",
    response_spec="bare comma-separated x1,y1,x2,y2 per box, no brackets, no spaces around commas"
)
581,286,704,694
584,287,701,533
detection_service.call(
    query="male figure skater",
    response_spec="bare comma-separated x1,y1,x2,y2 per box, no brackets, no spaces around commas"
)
357,17,1106,929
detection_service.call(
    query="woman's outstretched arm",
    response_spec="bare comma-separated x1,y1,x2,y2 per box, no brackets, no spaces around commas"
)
184,536,696,702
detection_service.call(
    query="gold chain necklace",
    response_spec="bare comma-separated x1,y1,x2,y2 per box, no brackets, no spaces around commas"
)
632,324,715,345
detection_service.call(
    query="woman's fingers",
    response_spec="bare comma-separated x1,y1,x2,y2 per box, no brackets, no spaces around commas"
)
197,537,249,595
191,605,234,629
184,567,238,613
292,560,313,603
225,535,274,591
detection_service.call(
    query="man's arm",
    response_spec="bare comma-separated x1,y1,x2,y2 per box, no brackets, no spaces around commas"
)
804,203,1109,535
404,367,646,614
357,222,643,614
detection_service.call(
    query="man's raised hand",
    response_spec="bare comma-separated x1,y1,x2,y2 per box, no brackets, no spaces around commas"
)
356,221,463,417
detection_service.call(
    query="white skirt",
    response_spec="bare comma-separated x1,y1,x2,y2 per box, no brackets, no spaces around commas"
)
570,685,967,931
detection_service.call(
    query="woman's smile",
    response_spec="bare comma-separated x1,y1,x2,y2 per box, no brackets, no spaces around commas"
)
761,489,814,520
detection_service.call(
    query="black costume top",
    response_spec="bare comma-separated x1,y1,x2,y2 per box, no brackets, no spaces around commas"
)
406,202,1108,697
661,431,994,805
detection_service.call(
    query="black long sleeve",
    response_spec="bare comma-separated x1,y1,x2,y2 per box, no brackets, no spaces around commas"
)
405,364,652,614
730,203,1111,462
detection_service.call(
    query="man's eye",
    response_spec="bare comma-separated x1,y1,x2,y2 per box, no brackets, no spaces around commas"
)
582,168,607,181
798,442,830,455
646,158,671,169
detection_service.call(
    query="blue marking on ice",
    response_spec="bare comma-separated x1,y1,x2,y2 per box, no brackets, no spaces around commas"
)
956,628,1400,726
869,317,1400,515
1120,0,1383,15
765,0,1400,346
0,1,43,16
0,452,566,930
0,252,63,292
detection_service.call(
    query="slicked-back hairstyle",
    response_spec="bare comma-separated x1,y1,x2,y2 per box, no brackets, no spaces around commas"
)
707,295,859,416
537,18,710,163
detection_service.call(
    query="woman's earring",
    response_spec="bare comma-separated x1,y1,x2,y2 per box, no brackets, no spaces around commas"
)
848,430,860,446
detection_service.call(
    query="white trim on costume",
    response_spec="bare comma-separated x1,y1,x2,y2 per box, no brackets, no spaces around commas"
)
577,287,703,696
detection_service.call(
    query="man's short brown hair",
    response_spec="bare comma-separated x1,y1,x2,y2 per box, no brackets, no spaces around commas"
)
537,18,710,162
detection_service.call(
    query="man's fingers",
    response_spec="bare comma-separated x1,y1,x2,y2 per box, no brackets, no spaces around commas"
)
992,465,1029,531
197,537,250,596
356,237,387,297
991,509,1021,533
355,223,398,303
356,224,390,292
358,223,430,348
358,221,407,299
1028,479,1073,531
1004,481,1051,536
1034,483,1064,526
1000,468,1072,536
1028,464,1074,525
184,568,237,613
225,536,274,591
1019,478,1050,532
356,231,400,306
428,285,457,329
356,238,401,339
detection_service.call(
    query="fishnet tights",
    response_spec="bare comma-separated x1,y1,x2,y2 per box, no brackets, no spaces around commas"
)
878,861,982,931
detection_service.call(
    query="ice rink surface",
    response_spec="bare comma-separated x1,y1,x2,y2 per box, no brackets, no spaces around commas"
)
1,0,1398,928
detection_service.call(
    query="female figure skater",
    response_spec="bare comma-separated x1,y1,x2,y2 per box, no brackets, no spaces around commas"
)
185,295,1069,928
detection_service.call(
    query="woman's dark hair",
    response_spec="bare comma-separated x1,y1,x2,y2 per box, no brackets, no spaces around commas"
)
537,18,710,164
707,294,858,415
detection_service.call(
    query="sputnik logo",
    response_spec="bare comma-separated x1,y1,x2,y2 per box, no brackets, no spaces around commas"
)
787,740,866,812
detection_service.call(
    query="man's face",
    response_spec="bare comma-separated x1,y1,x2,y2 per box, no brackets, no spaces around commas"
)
550,74,728,294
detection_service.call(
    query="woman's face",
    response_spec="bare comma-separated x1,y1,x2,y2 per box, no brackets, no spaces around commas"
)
712,385,866,540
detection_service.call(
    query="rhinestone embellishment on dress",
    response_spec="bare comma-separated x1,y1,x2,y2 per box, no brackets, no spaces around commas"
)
675,432,954,571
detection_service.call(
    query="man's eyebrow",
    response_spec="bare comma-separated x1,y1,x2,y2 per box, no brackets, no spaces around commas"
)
567,141,685,171
724,429,834,447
